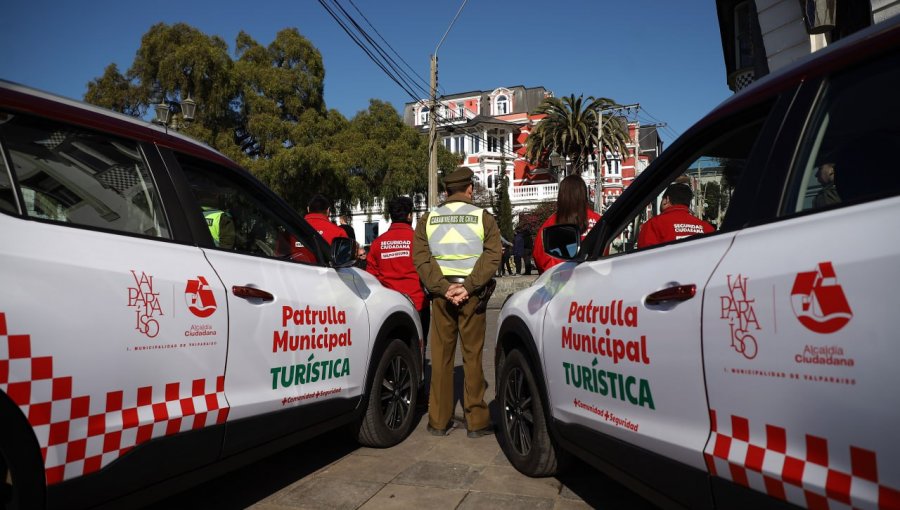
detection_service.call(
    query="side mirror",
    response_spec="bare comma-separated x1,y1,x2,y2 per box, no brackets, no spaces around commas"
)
543,224,580,260
330,237,358,268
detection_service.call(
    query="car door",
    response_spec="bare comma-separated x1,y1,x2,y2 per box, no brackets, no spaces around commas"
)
0,113,227,489
703,52,900,509
541,101,780,507
171,153,372,442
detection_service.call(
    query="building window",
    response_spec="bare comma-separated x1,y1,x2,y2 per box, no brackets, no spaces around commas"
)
605,151,622,176
420,106,429,125
444,137,451,150
487,130,506,154
471,134,481,154
454,135,465,154
456,103,465,118
495,95,509,115
364,222,379,245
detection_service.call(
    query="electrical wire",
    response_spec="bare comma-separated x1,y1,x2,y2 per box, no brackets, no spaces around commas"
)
346,0,436,95
318,0,666,169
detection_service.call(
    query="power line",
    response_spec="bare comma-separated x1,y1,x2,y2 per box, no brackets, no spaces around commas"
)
346,0,434,94
332,0,432,100
317,0,430,109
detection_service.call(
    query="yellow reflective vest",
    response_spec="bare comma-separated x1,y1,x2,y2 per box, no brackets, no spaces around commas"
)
425,202,486,276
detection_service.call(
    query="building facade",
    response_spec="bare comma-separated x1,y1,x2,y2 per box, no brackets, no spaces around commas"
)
338,86,663,247
716,0,900,92
402,85,662,217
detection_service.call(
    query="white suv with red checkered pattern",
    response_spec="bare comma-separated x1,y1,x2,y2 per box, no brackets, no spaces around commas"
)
495,16,900,510
0,80,423,510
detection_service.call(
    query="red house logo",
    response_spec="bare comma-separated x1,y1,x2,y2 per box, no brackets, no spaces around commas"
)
185,276,217,318
790,262,852,334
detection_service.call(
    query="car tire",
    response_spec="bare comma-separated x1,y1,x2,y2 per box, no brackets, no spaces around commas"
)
1,435,45,510
358,339,418,447
498,348,561,477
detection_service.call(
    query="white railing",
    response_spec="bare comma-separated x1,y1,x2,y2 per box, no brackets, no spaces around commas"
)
510,183,558,204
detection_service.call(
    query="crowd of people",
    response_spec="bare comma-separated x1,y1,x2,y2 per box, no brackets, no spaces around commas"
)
295,170,714,438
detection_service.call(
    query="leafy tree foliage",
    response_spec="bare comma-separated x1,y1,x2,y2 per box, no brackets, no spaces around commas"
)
496,157,514,240
84,64,144,117
526,94,630,177
83,23,443,214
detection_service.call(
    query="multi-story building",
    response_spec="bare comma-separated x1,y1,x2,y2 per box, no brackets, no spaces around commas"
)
402,85,663,217
339,86,663,247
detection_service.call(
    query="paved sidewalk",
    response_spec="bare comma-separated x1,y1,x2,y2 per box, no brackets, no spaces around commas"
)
153,274,657,509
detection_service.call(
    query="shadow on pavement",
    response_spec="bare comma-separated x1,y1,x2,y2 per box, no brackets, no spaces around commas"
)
145,428,360,509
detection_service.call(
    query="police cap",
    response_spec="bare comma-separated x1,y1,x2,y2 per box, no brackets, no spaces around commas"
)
443,167,474,188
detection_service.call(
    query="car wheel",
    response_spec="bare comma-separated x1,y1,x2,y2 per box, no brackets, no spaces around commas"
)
498,349,561,477
0,453,43,510
358,339,418,447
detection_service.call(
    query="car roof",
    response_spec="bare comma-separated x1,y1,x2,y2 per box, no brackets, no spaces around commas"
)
0,79,242,171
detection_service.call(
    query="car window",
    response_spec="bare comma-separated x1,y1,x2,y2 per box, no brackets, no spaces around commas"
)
785,51,900,214
605,119,765,255
0,110,171,238
177,154,320,264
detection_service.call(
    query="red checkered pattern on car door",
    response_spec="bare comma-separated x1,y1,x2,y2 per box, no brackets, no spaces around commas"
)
0,312,229,485
704,409,900,510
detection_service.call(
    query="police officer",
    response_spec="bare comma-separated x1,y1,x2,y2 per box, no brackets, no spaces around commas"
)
203,206,235,249
413,167,501,437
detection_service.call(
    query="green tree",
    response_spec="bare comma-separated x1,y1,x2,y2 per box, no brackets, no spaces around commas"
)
84,22,438,214
496,157,514,240
526,94,630,177
84,64,144,117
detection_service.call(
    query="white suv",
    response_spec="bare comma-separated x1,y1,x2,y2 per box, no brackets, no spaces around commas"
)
494,16,900,510
0,81,423,510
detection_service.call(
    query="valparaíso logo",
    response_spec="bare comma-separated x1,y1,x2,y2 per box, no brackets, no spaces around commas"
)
185,276,217,318
790,262,852,334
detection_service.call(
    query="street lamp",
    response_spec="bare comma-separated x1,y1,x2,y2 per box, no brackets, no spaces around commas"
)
154,95,198,130
549,150,564,181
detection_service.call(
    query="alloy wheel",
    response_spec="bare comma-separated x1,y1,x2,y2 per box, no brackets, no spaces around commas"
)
380,355,412,429
504,366,535,455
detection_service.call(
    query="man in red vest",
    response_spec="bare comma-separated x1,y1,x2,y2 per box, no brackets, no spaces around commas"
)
366,196,428,344
638,183,714,248
305,194,348,245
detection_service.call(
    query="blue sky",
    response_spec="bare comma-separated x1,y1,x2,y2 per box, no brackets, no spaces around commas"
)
0,0,731,146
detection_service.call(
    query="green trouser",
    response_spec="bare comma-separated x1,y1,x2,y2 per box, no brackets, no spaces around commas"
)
428,294,489,431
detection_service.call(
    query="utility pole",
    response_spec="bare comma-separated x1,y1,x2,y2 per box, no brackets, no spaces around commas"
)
594,103,639,213
595,108,603,213
426,0,469,210
427,55,438,209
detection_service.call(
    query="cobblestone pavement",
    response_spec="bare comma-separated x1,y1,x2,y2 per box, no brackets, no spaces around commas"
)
150,275,659,509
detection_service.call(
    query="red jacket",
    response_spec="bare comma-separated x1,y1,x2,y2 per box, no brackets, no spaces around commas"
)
533,209,601,274
637,204,714,248
366,222,426,311
304,213,348,245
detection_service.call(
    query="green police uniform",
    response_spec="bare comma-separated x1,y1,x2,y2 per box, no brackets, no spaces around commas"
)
203,207,236,249
413,168,501,433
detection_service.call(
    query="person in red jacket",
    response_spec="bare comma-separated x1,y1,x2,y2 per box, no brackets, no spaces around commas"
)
533,175,601,274
366,196,429,344
637,183,714,248
304,194,348,245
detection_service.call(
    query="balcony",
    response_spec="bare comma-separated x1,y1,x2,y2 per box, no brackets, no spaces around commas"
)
510,182,558,204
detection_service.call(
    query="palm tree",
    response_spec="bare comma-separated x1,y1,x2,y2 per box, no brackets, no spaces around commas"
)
525,94,631,177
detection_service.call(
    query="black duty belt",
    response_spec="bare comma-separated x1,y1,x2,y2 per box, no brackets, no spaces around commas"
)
446,276,466,284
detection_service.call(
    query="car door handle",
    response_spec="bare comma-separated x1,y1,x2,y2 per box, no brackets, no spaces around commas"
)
645,284,696,305
232,285,274,302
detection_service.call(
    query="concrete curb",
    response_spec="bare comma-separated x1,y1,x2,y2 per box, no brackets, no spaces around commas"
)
487,274,539,309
